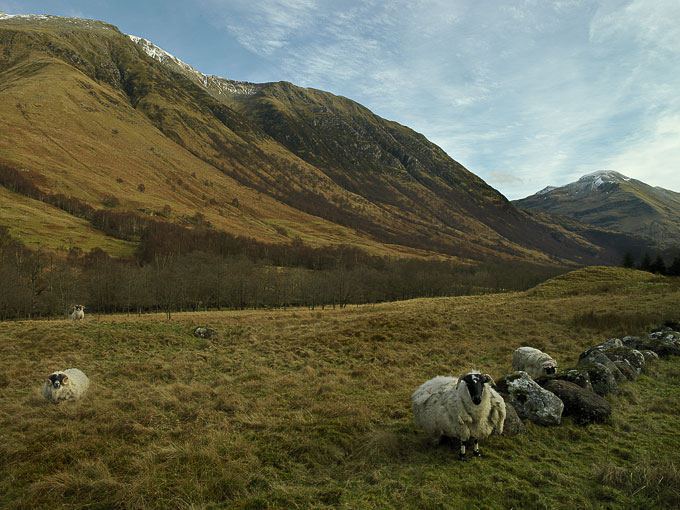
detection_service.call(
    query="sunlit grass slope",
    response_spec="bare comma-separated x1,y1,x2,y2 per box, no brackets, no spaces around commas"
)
0,186,135,256
1,267,679,509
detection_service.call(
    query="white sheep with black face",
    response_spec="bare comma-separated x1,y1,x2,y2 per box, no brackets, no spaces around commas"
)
512,346,557,379
412,370,506,461
71,305,85,322
41,368,90,404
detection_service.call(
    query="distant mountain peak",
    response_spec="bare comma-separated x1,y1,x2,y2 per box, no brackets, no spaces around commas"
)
578,170,630,185
514,170,680,247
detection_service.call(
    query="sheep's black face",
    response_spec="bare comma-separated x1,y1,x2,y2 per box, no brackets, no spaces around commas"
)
463,373,492,405
545,366,557,375
48,373,66,389
75,305,83,311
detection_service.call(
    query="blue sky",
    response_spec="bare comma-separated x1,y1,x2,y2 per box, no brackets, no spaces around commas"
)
1,0,679,199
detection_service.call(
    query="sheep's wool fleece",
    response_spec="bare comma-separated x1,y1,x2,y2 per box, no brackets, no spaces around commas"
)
512,347,556,379
41,368,90,404
412,375,506,442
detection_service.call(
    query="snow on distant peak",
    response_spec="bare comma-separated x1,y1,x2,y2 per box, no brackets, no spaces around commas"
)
536,186,557,195
127,34,260,97
579,170,630,183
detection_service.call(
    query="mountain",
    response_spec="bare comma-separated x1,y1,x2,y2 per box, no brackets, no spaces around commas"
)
0,12,650,266
514,171,680,249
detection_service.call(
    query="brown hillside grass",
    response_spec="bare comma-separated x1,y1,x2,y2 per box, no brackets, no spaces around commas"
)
1,267,679,509
0,56,439,259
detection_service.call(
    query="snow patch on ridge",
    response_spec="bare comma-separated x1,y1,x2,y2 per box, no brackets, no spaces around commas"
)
127,34,261,97
0,11,108,29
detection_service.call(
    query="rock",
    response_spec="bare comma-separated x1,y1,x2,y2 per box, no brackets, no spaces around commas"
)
579,362,620,396
601,347,645,374
613,360,637,381
621,334,680,357
502,402,525,436
621,336,641,347
579,338,622,359
536,368,593,392
640,349,659,362
193,326,216,338
497,371,563,426
598,338,624,350
577,350,625,382
542,380,611,426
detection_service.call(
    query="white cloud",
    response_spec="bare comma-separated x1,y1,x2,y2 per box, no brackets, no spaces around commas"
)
195,0,680,197
606,113,680,188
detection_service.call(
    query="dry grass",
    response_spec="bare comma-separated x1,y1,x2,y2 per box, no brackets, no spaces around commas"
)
1,267,680,509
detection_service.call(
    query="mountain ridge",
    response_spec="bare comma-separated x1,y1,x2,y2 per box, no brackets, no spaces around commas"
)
0,12,652,266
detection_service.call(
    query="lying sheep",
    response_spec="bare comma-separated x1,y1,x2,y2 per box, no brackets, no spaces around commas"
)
412,370,506,461
41,368,90,404
71,305,85,322
512,346,557,379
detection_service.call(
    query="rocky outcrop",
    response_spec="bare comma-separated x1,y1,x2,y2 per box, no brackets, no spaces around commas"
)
193,326,216,338
542,380,611,425
497,371,563,426
536,368,593,391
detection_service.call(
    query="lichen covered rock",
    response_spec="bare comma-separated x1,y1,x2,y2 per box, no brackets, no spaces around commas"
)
497,371,563,426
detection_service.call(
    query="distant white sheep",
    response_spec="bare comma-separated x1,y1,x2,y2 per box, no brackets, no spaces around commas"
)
412,370,506,461
41,368,90,404
71,305,85,322
512,346,557,379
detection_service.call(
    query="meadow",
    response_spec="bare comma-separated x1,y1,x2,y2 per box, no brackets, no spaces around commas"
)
1,267,679,509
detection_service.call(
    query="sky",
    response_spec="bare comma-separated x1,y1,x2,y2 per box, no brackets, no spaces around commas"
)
1,0,679,199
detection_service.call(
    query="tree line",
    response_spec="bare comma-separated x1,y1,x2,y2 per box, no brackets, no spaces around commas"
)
0,226,564,320
622,251,680,276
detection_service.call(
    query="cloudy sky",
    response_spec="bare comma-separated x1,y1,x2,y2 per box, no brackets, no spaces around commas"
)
2,0,679,199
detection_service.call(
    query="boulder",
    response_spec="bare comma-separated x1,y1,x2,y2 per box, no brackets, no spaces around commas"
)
613,360,637,381
602,346,645,374
640,349,659,363
497,371,563,426
536,368,593,391
579,361,620,396
501,401,525,436
542,380,611,426
622,334,680,357
193,326,216,338
577,350,625,382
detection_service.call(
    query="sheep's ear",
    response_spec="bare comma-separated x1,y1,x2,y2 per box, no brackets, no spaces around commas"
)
456,374,465,389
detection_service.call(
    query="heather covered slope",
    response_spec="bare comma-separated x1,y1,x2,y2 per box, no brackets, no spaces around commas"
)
0,13,651,264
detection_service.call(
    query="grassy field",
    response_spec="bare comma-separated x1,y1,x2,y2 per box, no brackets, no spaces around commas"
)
1,267,679,509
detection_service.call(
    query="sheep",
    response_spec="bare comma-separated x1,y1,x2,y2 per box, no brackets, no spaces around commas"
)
71,305,85,322
512,346,557,379
41,368,90,404
412,370,506,461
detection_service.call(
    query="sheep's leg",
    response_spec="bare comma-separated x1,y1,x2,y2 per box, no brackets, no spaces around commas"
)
472,439,481,458
459,442,466,461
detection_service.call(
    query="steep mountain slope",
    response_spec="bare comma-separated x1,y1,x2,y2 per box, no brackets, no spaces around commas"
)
0,12,651,265
514,171,680,248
